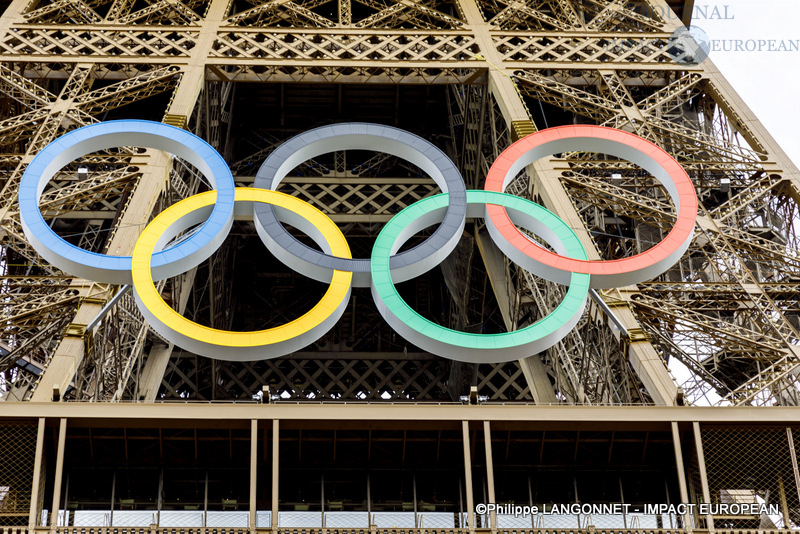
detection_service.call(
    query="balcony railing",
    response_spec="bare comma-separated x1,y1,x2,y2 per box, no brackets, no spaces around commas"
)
2,527,797,534
36,510,693,530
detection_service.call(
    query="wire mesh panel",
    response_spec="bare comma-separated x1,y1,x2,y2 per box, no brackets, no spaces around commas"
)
110,510,155,526
626,514,660,528
205,511,248,527
278,511,322,527
539,513,582,528
158,511,202,527
417,512,458,528
696,424,799,529
255,510,272,527
324,512,369,528
790,426,800,527
35,436,46,526
72,510,109,526
0,421,37,526
370,512,415,527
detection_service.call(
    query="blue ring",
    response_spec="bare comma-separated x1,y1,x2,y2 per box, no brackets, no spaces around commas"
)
19,120,236,284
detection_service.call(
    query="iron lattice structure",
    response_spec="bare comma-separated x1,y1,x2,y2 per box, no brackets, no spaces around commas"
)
0,0,798,408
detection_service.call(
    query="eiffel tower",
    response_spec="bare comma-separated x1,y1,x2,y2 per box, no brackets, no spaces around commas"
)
0,0,799,531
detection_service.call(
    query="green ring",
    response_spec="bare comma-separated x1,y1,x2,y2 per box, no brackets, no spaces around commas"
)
370,190,590,363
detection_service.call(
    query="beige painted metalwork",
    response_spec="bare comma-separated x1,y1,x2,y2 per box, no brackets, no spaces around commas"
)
0,0,798,423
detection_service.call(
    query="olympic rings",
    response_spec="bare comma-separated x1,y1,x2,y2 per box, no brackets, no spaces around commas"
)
253,123,467,288
19,120,236,284
484,125,697,289
131,188,353,361
371,190,590,363
21,120,698,364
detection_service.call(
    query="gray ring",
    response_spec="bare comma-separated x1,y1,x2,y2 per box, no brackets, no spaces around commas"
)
253,123,467,288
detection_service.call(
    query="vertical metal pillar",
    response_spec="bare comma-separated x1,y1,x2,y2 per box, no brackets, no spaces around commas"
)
250,419,258,530
366,472,371,522
413,473,418,527
482,421,496,530
29,418,46,529
671,422,692,533
777,476,792,528
462,421,475,532
272,419,279,529
788,427,800,522
110,470,116,526
692,422,714,532
528,475,535,529
50,418,67,531
157,468,163,526
61,475,69,528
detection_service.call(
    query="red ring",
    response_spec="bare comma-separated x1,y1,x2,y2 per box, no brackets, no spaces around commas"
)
484,125,697,287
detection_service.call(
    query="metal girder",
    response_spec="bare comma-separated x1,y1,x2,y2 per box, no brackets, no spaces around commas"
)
638,71,702,114
0,27,199,59
353,0,465,29
515,69,765,164
515,69,616,120
72,66,182,116
583,0,664,32
0,313,73,383
0,0,799,410
226,0,333,26
115,0,203,25
548,0,584,29
559,157,766,173
23,0,105,24
0,29,710,73
488,0,572,31
496,32,679,64
158,353,531,401
0,64,55,110
0,109,51,147
38,168,140,218
206,63,483,84
160,354,452,400
209,30,479,63
272,178,440,220
453,0,668,405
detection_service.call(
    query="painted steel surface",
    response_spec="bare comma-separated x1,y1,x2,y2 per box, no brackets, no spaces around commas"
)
20,121,695,362
131,188,352,360
370,190,590,362
19,120,236,284
484,125,697,288
253,123,468,287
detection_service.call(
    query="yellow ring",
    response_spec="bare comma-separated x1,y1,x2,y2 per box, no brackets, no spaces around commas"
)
131,187,352,361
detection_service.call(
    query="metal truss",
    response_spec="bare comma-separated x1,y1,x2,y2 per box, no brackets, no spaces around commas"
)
158,351,532,401
0,0,799,407
446,82,652,405
513,59,800,403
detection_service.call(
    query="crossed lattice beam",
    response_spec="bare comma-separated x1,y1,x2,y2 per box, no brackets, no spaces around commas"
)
1,0,799,407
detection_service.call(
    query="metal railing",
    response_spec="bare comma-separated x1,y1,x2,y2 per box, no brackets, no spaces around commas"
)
32,509,698,531
29,528,800,534
40,510,266,528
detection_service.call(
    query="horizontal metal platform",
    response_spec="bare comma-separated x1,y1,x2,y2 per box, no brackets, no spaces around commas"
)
1,402,800,425
11,528,798,534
